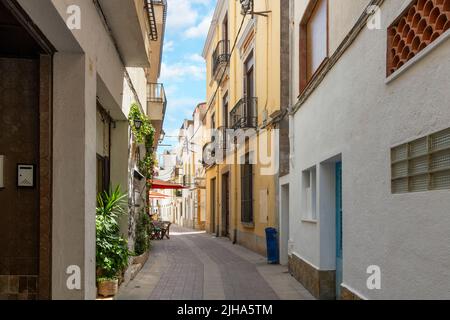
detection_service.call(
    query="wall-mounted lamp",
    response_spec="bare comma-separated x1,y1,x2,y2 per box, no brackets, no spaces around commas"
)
134,119,143,129
0,155,4,188
239,0,271,17
239,0,253,14
159,130,166,143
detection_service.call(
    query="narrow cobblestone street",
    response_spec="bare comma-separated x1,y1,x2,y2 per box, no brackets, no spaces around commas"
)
117,226,314,300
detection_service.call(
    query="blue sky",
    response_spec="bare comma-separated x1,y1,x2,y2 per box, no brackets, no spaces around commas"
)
158,0,215,154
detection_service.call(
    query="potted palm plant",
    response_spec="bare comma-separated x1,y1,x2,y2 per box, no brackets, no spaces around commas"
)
96,186,130,297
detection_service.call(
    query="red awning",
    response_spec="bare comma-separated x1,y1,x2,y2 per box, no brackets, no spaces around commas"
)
149,191,170,199
150,179,186,190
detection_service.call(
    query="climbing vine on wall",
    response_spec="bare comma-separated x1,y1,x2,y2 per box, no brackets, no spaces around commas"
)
128,103,156,186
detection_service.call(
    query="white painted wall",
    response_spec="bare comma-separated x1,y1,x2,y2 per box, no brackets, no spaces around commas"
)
289,0,450,299
124,67,148,115
18,0,151,299
52,53,97,300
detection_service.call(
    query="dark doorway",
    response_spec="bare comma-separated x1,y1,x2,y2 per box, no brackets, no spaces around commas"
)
0,0,53,300
210,178,216,235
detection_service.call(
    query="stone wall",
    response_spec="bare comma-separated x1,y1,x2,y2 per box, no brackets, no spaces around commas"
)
0,58,40,300
288,253,335,300
0,275,38,300
341,286,363,300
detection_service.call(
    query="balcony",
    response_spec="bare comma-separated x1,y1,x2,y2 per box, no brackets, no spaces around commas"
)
230,97,258,130
97,0,154,67
212,40,230,81
147,83,167,148
147,83,166,119
146,0,167,82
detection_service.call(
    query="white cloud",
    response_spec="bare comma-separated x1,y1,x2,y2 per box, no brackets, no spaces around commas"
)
166,0,212,30
187,53,205,63
164,84,178,96
168,97,203,111
184,12,213,39
164,40,175,52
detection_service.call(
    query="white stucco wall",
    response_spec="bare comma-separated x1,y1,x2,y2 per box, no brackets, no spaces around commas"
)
290,0,450,299
18,0,150,299
52,53,97,300
124,67,148,115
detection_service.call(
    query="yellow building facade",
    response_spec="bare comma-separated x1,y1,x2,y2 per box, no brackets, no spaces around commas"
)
202,0,288,255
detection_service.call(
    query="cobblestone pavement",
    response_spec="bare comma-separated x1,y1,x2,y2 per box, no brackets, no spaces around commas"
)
117,225,314,300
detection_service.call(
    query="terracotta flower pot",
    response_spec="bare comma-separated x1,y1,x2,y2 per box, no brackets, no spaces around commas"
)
97,279,119,298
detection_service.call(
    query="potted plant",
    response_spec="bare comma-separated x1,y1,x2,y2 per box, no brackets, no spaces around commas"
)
96,186,130,297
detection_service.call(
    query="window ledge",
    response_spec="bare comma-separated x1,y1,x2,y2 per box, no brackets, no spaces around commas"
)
241,222,255,228
301,218,318,224
386,29,450,85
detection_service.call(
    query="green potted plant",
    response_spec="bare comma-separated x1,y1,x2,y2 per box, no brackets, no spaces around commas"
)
96,186,130,297
132,210,152,267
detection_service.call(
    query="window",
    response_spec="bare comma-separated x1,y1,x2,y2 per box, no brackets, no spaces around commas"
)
241,153,254,223
223,13,229,48
211,112,216,130
391,128,450,193
387,0,450,76
96,154,110,195
244,51,255,99
300,0,328,92
302,167,317,220
223,92,229,128
244,51,256,124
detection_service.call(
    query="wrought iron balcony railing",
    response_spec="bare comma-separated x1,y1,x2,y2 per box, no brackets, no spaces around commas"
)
144,0,167,41
230,97,258,130
212,40,230,80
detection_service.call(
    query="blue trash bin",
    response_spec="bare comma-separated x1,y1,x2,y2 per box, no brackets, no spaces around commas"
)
265,227,279,264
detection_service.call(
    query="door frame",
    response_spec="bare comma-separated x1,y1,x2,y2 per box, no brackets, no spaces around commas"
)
279,182,290,265
210,178,216,235
335,161,343,299
221,172,230,237
1,0,55,300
